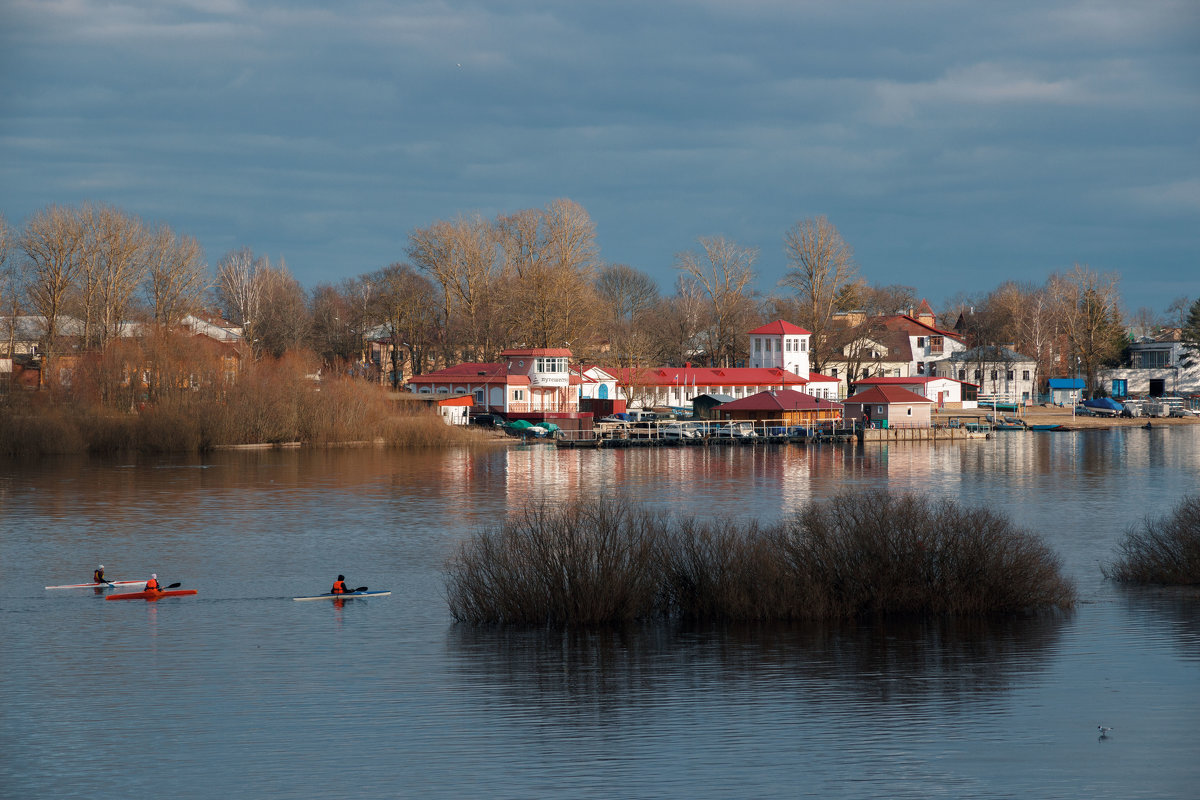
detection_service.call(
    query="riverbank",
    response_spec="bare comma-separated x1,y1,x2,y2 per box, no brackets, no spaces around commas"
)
936,404,1200,430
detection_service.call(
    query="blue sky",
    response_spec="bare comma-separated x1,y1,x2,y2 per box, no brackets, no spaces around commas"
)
2,1,1197,315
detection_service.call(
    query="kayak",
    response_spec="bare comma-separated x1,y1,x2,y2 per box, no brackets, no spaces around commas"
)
46,580,147,590
106,589,198,601
293,590,391,601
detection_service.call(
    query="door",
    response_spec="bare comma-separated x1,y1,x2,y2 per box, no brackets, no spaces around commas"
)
598,384,609,400
1148,378,1165,397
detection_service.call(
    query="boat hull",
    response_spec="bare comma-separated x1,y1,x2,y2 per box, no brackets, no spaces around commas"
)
106,589,198,601
293,590,391,601
46,580,147,590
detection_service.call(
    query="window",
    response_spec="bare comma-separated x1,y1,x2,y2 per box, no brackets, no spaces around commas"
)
862,368,870,379
990,370,998,381
830,368,838,379
535,357,567,373
917,361,925,375
1006,370,1014,381
930,335,943,354
959,370,966,380
785,338,792,352
916,337,925,348
513,389,525,401
906,407,912,416
877,406,885,415
776,339,783,353
754,338,761,353
765,339,771,353
800,339,807,351
973,369,981,380
1022,370,1030,380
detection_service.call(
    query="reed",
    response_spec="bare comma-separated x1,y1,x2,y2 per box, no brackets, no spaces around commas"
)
1103,495,1200,585
446,494,1077,627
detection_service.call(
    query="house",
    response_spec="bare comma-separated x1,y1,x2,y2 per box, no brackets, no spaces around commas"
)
944,346,1038,406
842,385,934,429
1099,338,1199,398
827,303,968,396
718,389,843,426
1048,378,1086,406
691,393,735,419
389,391,474,425
574,364,620,402
851,376,976,409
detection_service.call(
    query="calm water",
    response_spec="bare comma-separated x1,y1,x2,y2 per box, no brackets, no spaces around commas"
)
2,429,1199,799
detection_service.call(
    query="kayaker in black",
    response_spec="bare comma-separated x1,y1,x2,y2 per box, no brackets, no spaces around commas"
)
331,575,349,594
93,565,107,584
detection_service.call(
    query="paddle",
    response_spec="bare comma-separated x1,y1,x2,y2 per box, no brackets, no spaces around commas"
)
165,582,181,589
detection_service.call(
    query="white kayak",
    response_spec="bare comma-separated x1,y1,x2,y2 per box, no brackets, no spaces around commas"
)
46,580,148,590
293,590,391,601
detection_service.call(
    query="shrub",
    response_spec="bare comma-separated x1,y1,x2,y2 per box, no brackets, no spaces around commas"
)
1104,496,1200,585
446,493,1076,627
446,501,664,625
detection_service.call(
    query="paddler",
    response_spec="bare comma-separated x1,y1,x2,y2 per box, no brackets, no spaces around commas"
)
145,573,161,593
93,565,107,584
331,575,350,594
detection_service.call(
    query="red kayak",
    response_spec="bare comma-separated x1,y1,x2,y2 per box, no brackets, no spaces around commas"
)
106,589,197,601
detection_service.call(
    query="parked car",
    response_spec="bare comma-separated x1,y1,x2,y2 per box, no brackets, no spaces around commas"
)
471,413,501,427
1169,407,1197,418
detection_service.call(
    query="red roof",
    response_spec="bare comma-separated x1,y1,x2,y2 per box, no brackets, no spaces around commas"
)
408,363,530,386
719,389,843,412
502,348,572,358
748,319,812,336
879,314,962,340
843,385,933,405
856,376,940,385
606,365,808,387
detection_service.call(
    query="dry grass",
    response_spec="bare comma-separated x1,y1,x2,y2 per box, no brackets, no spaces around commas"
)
1,345,493,455
1104,496,1200,585
446,494,1077,627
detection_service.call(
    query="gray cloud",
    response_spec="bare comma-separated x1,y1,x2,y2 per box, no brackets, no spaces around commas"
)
1,0,1196,310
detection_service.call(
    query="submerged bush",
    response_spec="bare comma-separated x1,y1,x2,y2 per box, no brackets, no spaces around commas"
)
446,493,1077,626
1104,496,1200,585
446,501,664,625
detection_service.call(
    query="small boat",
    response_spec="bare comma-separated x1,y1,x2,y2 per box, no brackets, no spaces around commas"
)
292,590,391,601
46,580,147,590
106,589,198,601
1028,424,1064,431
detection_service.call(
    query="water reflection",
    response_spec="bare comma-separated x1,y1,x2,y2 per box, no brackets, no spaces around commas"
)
446,614,1068,713
1116,585,1200,663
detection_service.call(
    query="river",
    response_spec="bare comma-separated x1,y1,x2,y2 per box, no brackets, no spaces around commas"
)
2,427,1198,798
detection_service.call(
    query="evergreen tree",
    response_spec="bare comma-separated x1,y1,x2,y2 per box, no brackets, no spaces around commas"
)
1181,298,1200,368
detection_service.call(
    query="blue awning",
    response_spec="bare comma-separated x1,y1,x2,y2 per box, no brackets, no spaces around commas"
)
1048,379,1086,390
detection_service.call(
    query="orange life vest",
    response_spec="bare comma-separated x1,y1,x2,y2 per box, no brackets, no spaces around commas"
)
331,580,348,594
94,570,105,583
145,578,160,592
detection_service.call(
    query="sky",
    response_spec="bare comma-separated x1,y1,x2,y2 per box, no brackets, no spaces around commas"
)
2,0,1198,317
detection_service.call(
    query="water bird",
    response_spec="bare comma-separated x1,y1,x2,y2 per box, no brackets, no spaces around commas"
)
1098,725,1113,737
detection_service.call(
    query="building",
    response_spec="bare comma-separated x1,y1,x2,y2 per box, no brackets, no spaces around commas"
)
850,376,976,409
406,347,592,431
609,320,840,409
1099,338,1199,398
944,346,1038,406
827,302,968,396
717,389,843,426
1047,378,1086,406
842,385,934,429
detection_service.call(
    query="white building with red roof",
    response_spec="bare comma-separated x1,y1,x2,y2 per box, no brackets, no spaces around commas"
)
406,348,582,419
609,320,840,410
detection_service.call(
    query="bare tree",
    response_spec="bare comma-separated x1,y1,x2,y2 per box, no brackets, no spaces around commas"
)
20,205,87,383
595,263,660,325
408,214,497,360
0,214,18,367
371,263,440,387
1054,265,1126,397
144,224,207,328
87,205,149,347
254,261,311,358
496,199,600,349
215,248,265,353
781,216,857,373
1165,296,1191,331
675,236,757,367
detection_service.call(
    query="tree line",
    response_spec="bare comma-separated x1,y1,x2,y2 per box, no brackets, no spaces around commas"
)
2,200,1192,395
